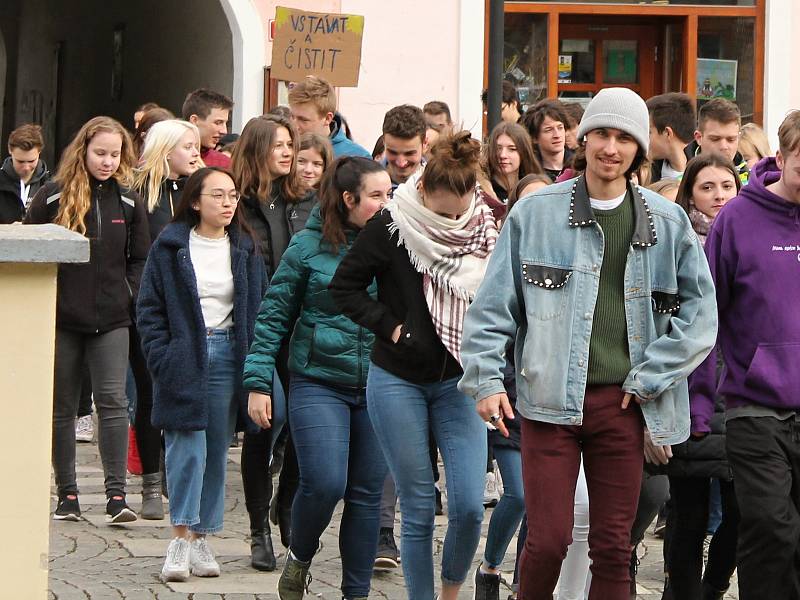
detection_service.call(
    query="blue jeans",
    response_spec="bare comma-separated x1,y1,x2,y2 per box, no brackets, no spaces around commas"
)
289,375,387,598
484,446,525,568
164,330,238,533
366,364,486,600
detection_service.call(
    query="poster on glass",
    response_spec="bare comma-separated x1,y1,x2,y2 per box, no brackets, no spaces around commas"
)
697,58,737,101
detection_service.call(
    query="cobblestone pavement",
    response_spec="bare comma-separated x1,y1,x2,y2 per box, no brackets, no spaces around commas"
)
49,441,738,599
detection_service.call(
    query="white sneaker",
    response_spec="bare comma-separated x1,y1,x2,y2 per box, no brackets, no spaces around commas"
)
483,471,500,507
75,414,94,443
190,537,220,577
161,537,190,582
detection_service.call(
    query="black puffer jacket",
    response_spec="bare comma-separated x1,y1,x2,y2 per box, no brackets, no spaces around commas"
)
0,156,50,223
667,352,731,480
24,179,151,333
648,354,732,481
238,183,315,278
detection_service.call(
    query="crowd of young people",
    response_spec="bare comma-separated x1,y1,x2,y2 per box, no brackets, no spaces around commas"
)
3,75,797,600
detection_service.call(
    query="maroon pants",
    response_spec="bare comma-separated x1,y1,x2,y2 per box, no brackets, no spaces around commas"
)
518,385,644,600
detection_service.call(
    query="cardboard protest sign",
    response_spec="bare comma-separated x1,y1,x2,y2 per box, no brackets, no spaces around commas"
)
270,6,365,87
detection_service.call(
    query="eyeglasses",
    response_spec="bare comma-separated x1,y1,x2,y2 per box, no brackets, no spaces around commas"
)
200,191,241,203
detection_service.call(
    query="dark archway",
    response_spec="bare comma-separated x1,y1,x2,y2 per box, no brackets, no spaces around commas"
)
12,0,234,165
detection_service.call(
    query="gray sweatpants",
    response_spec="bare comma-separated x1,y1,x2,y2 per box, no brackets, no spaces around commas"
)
52,327,130,498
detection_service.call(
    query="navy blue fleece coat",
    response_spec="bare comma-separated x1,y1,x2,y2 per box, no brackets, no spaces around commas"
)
136,221,266,432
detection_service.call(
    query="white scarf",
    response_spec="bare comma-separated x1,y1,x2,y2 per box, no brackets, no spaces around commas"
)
386,172,498,363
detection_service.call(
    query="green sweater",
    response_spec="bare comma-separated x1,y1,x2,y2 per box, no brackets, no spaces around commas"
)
587,196,634,385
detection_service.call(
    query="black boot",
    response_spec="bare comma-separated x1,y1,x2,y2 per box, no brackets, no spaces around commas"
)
629,545,639,600
250,522,277,571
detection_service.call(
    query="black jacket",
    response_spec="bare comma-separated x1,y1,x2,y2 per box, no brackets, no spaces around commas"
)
0,156,50,223
536,147,575,183
145,177,186,241
330,209,462,384
24,179,151,333
238,184,315,278
136,222,265,432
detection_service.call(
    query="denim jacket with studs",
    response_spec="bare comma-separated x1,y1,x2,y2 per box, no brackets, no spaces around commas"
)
458,176,718,446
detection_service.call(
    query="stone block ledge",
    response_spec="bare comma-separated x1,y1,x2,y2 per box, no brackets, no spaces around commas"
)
0,224,90,263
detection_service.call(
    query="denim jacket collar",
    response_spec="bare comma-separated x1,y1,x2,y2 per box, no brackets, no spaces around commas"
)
568,176,658,248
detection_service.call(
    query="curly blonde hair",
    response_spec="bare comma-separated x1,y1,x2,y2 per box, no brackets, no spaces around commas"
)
54,116,135,234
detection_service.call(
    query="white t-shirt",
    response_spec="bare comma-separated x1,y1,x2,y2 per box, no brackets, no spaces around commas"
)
189,228,234,330
590,191,627,211
660,161,683,181
20,180,32,208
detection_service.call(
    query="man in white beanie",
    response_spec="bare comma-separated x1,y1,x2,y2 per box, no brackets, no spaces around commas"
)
459,88,717,600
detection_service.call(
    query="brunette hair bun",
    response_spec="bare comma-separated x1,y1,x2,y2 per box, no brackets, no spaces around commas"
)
422,130,481,196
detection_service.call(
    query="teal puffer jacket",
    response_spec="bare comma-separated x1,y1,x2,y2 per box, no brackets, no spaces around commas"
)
243,206,375,394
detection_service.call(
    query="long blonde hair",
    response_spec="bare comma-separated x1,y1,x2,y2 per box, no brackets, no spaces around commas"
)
54,116,135,234
133,119,203,213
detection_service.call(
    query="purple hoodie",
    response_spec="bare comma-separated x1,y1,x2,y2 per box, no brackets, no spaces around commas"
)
690,157,800,432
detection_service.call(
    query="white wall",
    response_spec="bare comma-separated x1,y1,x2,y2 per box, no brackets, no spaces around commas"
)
220,0,268,131
764,0,800,149
337,0,463,149
459,0,486,139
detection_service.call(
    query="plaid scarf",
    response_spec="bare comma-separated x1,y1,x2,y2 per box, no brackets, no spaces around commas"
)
689,206,713,247
386,172,498,364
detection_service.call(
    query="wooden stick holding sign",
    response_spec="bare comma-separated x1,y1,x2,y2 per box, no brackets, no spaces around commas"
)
271,6,365,87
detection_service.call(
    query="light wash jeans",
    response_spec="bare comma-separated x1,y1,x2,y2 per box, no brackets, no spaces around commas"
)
164,330,238,533
366,363,486,600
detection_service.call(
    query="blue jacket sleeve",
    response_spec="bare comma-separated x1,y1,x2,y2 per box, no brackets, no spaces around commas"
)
458,210,523,401
243,235,310,395
623,226,718,401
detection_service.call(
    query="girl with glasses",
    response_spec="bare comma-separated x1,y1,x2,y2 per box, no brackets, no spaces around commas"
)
136,167,265,582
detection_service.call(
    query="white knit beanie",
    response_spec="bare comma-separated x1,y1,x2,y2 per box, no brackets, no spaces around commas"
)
577,88,650,154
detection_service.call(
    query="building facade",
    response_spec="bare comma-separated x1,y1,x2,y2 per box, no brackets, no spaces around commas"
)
0,0,797,164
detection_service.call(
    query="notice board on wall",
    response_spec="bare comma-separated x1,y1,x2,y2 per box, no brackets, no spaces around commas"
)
270,6,365,87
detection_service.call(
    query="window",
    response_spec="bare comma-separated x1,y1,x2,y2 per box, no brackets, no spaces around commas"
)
697,17,756,122
504,13,549,111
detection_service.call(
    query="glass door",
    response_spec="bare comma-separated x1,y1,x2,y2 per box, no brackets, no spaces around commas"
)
557,23,658,106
